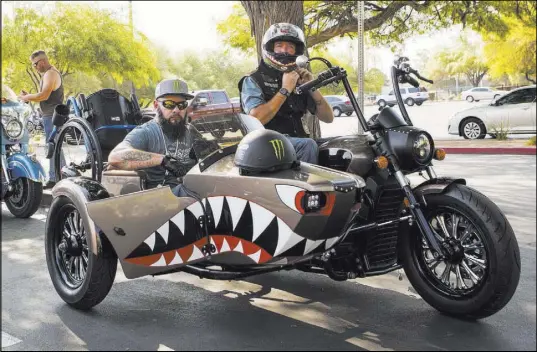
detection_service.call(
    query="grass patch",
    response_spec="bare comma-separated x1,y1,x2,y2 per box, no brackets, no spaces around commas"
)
526,136,536,146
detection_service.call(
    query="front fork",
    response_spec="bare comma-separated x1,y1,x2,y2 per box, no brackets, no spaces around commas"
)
393,167,447,258
1,154,13,195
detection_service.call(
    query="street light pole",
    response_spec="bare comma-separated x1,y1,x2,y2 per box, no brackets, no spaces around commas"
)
357,0,365,134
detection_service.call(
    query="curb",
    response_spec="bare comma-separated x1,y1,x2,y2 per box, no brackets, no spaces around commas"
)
440,147,536,155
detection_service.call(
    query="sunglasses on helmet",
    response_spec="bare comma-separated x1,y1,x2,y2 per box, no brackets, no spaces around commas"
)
158,100,189,110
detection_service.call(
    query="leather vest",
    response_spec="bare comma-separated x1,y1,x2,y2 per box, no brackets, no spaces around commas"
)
239,60,314,137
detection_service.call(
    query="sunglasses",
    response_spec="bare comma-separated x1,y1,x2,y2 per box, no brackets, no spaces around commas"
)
32,59,43,67
159,100,189,110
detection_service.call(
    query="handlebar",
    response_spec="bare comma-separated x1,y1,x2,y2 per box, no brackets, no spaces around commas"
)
295,67,342,94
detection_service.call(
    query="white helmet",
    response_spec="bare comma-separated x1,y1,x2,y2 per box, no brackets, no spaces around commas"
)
262,23,306,72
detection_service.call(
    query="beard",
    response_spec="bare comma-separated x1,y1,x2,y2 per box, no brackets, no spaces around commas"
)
156,106,187,139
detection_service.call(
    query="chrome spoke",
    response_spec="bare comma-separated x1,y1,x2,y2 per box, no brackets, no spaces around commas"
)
73,211,81,234
81,251,88,267
455,264,468,289
461,261,480,285
459,227,473,243
67,215,76,233
437,215,451,238
464,253,486,269
463,244,485,251
452,213,460,239
78,257,84,280
440,263,452,285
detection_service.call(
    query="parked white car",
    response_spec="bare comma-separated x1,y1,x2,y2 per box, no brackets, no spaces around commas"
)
375,87,429,107
448,85,536,139
461,87,506,103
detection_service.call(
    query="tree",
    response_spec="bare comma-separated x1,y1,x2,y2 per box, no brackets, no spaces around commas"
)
482,11,536,84
1,4,160,94
218,1,531,53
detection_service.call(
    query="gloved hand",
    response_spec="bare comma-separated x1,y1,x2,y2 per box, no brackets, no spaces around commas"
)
161,155,188,177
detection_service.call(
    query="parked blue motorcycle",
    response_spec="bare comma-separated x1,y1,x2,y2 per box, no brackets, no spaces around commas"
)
1,85,45,218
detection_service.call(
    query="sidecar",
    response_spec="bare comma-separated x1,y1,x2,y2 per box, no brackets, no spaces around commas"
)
45,113,370,309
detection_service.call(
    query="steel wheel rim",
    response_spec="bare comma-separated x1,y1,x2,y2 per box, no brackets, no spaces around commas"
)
8,178,27,208
464,122,481,139
416,208,489,298
55,208,89,288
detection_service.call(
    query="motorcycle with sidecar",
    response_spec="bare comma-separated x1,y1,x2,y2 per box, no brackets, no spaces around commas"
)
44,56,520,320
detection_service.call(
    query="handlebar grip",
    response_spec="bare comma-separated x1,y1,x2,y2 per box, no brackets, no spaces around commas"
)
296,76,325,94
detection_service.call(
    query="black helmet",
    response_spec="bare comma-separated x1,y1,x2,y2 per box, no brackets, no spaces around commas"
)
234,129,299,175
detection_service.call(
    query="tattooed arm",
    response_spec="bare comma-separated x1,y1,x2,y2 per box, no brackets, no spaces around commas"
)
107,141,164,170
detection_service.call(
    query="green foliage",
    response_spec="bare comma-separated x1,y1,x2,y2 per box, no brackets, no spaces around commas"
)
526,136,536,146
218,1,530,53
1,4,160,94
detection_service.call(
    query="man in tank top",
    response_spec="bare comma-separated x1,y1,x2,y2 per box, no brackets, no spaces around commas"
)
19,50,65,189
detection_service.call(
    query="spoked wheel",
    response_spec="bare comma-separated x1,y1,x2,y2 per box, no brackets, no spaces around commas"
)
45,196,117,310
54,118,103,182
401,183,521,319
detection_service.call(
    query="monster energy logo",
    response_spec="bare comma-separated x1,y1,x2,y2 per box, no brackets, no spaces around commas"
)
173,80,182,93
269,139,285,160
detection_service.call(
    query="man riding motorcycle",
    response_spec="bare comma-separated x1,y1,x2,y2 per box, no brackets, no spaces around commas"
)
238,23,334,164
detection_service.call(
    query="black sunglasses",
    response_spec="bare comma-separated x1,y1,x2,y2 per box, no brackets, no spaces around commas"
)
32,59,43,67
158,100,188,110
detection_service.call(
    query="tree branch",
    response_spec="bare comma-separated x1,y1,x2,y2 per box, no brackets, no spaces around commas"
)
525,72,536,84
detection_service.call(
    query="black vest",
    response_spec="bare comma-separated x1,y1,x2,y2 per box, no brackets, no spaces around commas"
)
239,60,313,138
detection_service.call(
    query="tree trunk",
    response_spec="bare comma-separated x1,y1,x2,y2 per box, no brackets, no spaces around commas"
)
240,1,321,139
525,72,536,84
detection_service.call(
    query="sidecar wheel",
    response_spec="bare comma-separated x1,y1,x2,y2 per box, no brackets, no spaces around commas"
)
45,196,117,310
401,183,520,320
5,178,42,218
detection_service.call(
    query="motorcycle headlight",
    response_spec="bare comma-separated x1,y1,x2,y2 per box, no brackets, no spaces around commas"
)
5,119,23,139
412,133,433,164
384,127,435,172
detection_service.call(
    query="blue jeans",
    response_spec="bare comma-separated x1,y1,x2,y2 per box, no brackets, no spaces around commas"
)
171,184,190,197
43,116,65,181
287,137,319,164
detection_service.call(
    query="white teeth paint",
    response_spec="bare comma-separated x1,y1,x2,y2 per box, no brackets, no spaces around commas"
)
156,221,169,245
303,239,324,255
226,197,248,231
207,196,225,227
274,218,303,257
210,237,219,253
170,211,185,235
275,185,304,213
248,249,262,263
168,251,183,265
144,233,156,251
188,245,205,262
325,236,340,250
220,238,231,253
187,202,204,221
249,202,276,242
234,240,244,253
150,255,167,267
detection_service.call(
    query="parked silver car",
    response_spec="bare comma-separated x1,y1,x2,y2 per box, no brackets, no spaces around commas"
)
448,85,536,139
461,87,506,103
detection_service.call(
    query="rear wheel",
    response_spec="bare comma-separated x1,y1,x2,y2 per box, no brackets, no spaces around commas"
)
416,102,423,106
401,184,520,319
345,112,353,116
333,107,342,117
461,118,486,139
405,98,415,106
466,96,474,102
45,196,117,310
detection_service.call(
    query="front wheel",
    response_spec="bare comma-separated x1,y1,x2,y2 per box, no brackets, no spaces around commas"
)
333,107,342,117
4,178,43,218
400,183,520,319
45,196,117,310
405,98,415,106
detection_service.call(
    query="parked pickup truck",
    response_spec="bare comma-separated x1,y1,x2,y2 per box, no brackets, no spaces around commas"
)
187,90,243,138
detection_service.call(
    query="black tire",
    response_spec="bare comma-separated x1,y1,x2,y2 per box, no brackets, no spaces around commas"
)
493,94,500,100
54,118,103,182
333,107,342,117
405,98,415,106
5,178,43,218
416,102,423,106
377,100,387,108
345,112,353,116
401,183,520,319
461,117,486,139
466,96,474,102
45,196,117,310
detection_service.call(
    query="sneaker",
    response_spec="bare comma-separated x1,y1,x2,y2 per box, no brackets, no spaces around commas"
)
43,181,56,189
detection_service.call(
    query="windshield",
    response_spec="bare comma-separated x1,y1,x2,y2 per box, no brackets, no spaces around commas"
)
1,85,19,103
188,111,263,158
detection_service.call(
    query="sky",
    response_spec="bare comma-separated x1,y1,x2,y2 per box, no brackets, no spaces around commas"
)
1,1,473,79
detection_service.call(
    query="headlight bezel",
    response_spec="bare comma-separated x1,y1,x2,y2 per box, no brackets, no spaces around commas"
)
383,127,435,172
1,103,32,140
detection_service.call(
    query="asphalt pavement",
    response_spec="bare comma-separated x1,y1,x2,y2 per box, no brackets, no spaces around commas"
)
1,154,535,351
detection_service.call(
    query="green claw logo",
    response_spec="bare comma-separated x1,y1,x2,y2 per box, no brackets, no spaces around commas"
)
173,80,181,93
269,139,285,160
